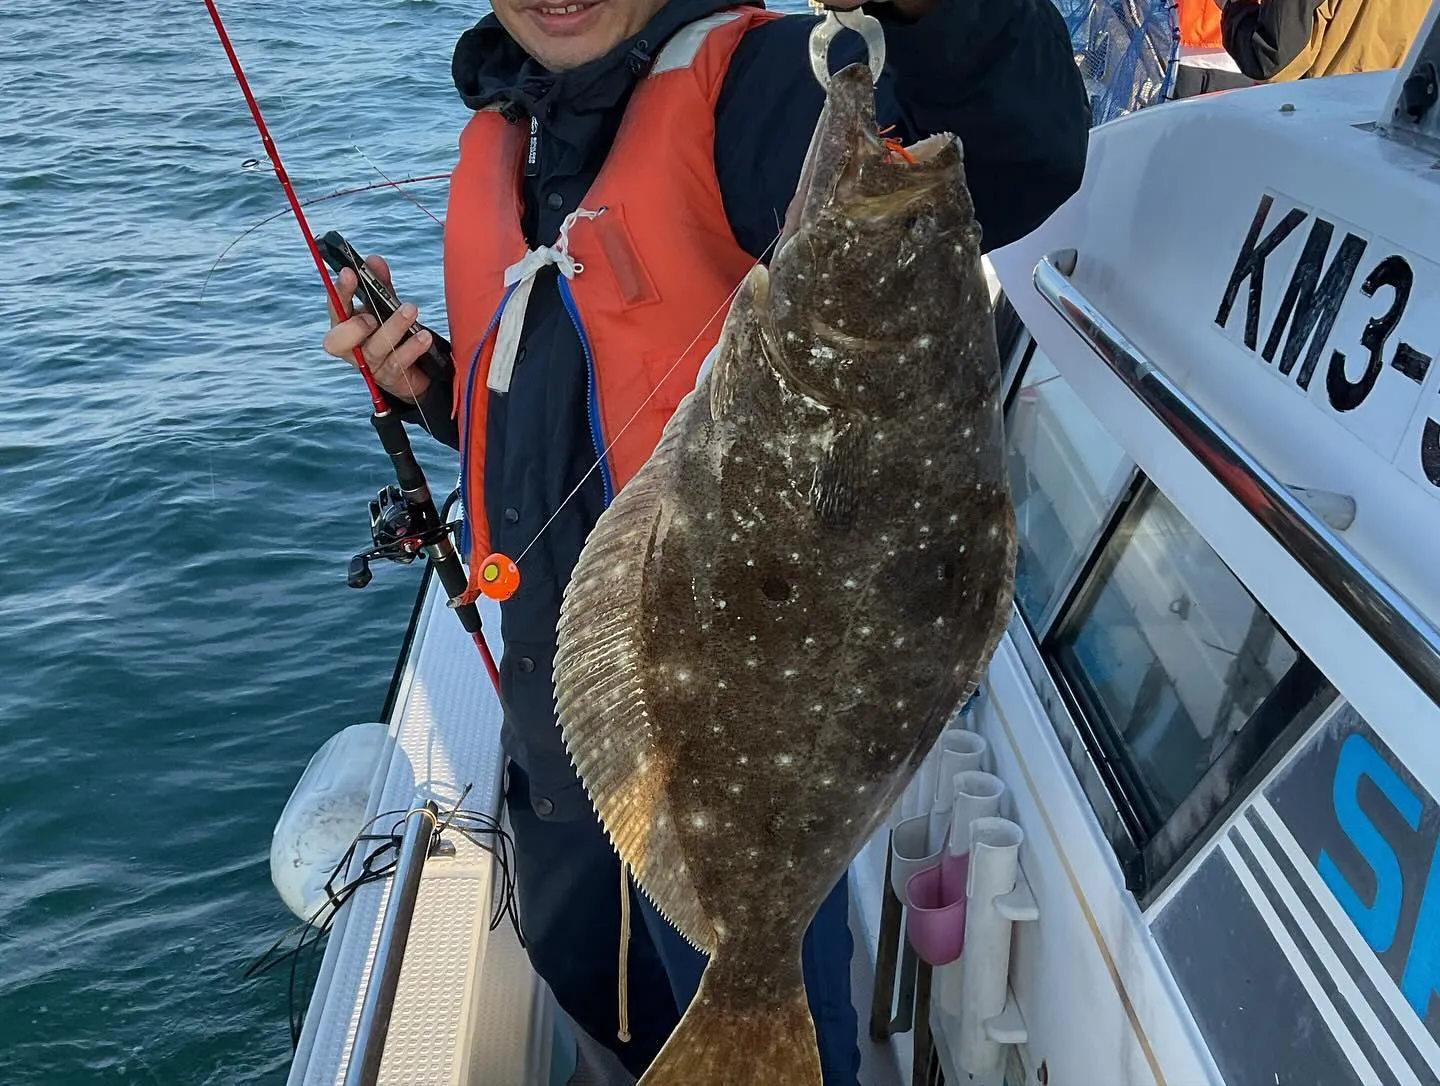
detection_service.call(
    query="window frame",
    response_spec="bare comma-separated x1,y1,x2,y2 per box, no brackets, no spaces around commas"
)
998,324,1337,900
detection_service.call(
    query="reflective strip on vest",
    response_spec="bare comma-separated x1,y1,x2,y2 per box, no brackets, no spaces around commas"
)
651,12,742,74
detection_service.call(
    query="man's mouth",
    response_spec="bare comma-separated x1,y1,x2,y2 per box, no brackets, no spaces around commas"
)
536,3,590,12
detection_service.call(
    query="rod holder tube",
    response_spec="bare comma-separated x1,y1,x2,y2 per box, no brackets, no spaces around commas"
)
954,817,1026,1076
928,734,989,852
344,801,440,1086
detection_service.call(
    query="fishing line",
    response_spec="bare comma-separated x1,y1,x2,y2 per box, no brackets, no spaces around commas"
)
203,0,499,687
244,793,524,1048
198,173,450,302
349,145,445,226
503,229,785,575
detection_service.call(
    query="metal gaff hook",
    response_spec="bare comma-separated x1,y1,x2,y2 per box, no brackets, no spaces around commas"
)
807,2,887,89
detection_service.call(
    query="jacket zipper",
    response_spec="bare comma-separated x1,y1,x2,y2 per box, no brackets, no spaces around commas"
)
558,277,615,507
458,286,516,557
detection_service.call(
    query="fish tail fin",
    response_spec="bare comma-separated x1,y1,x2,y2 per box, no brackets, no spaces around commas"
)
639,956,821,1086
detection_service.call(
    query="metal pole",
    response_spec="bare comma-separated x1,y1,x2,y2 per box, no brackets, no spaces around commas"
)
345,801,440,1086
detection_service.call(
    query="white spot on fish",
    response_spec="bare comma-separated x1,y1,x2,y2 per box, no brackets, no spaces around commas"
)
716,599,726,610
821,776,834,787
738,754,749,765
989,524,999,537
783,668,797,678
893,636,905,648
804,636,815,646
746,658,758,668
712,723,723,734
677,670,691,682
812,704,824,714
691,812,710,830
856,784,868,794
949,514,959,524
895,698,907,710
717,680,728,690
859,626,872,637
729,783,743,794
843,578,858,589
776,753,795,766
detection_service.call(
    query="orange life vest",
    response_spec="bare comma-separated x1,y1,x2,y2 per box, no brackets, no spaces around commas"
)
1178,0,1224,50
443,7,780,605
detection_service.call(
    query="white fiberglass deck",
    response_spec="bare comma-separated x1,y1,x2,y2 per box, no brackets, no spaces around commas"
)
286,576,560,1085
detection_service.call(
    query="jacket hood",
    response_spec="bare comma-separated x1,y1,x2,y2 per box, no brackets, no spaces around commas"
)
452,0,761,119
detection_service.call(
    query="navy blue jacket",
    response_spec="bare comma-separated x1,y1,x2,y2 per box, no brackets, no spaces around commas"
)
400,0,1088,820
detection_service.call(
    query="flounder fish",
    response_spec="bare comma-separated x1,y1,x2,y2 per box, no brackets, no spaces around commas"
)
552,61,1016,1085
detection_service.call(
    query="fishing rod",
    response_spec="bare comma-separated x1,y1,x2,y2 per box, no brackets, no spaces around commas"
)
201,0,501,691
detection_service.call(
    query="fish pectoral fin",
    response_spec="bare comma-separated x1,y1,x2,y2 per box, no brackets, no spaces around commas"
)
809,412,868,531
709,265,770,422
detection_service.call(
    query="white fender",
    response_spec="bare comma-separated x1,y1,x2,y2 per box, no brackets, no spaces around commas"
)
270,721,392,922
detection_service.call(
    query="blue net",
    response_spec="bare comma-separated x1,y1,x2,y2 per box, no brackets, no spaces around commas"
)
1054,0,1181,123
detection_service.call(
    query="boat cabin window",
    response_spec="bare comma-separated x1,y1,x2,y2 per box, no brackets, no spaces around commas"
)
1006,342,1134,630
1051,485,1301,829
1001,327,1332,895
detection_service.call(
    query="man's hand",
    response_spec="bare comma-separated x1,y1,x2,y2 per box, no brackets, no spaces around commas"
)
322,254,434,404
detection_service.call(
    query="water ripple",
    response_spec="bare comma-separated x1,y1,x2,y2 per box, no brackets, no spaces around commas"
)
2,1,478,1081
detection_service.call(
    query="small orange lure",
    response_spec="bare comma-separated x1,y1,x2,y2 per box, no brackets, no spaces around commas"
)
876,123,917,165
477,552,521,601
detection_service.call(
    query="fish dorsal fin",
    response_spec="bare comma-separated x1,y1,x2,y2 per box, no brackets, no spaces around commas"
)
554,413,713,950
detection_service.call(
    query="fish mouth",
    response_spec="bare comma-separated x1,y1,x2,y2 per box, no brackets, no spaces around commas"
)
777,63,957,253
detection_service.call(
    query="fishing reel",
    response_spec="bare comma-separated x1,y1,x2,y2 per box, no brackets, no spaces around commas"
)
346,484,459,589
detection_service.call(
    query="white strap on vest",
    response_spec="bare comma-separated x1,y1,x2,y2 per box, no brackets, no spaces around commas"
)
488,206,606,394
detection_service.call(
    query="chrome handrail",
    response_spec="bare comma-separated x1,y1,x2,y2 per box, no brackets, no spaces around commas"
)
1033,249,1440,708
344,801,440,1086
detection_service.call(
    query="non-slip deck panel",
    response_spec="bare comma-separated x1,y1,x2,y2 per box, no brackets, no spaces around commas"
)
289,570,548,1086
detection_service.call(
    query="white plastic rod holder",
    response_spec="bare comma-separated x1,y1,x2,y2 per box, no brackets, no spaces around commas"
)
955,817,1035,1078
902,742,943,822
947,771,1006,860
927,733,989,851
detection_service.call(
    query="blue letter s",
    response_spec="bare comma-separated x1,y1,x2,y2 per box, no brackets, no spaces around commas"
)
1318,733,1421,954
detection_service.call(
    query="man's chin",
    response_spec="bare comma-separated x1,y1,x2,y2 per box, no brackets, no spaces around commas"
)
519,3,617,68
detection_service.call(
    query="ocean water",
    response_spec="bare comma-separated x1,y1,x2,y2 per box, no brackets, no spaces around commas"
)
0,2,481,1082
